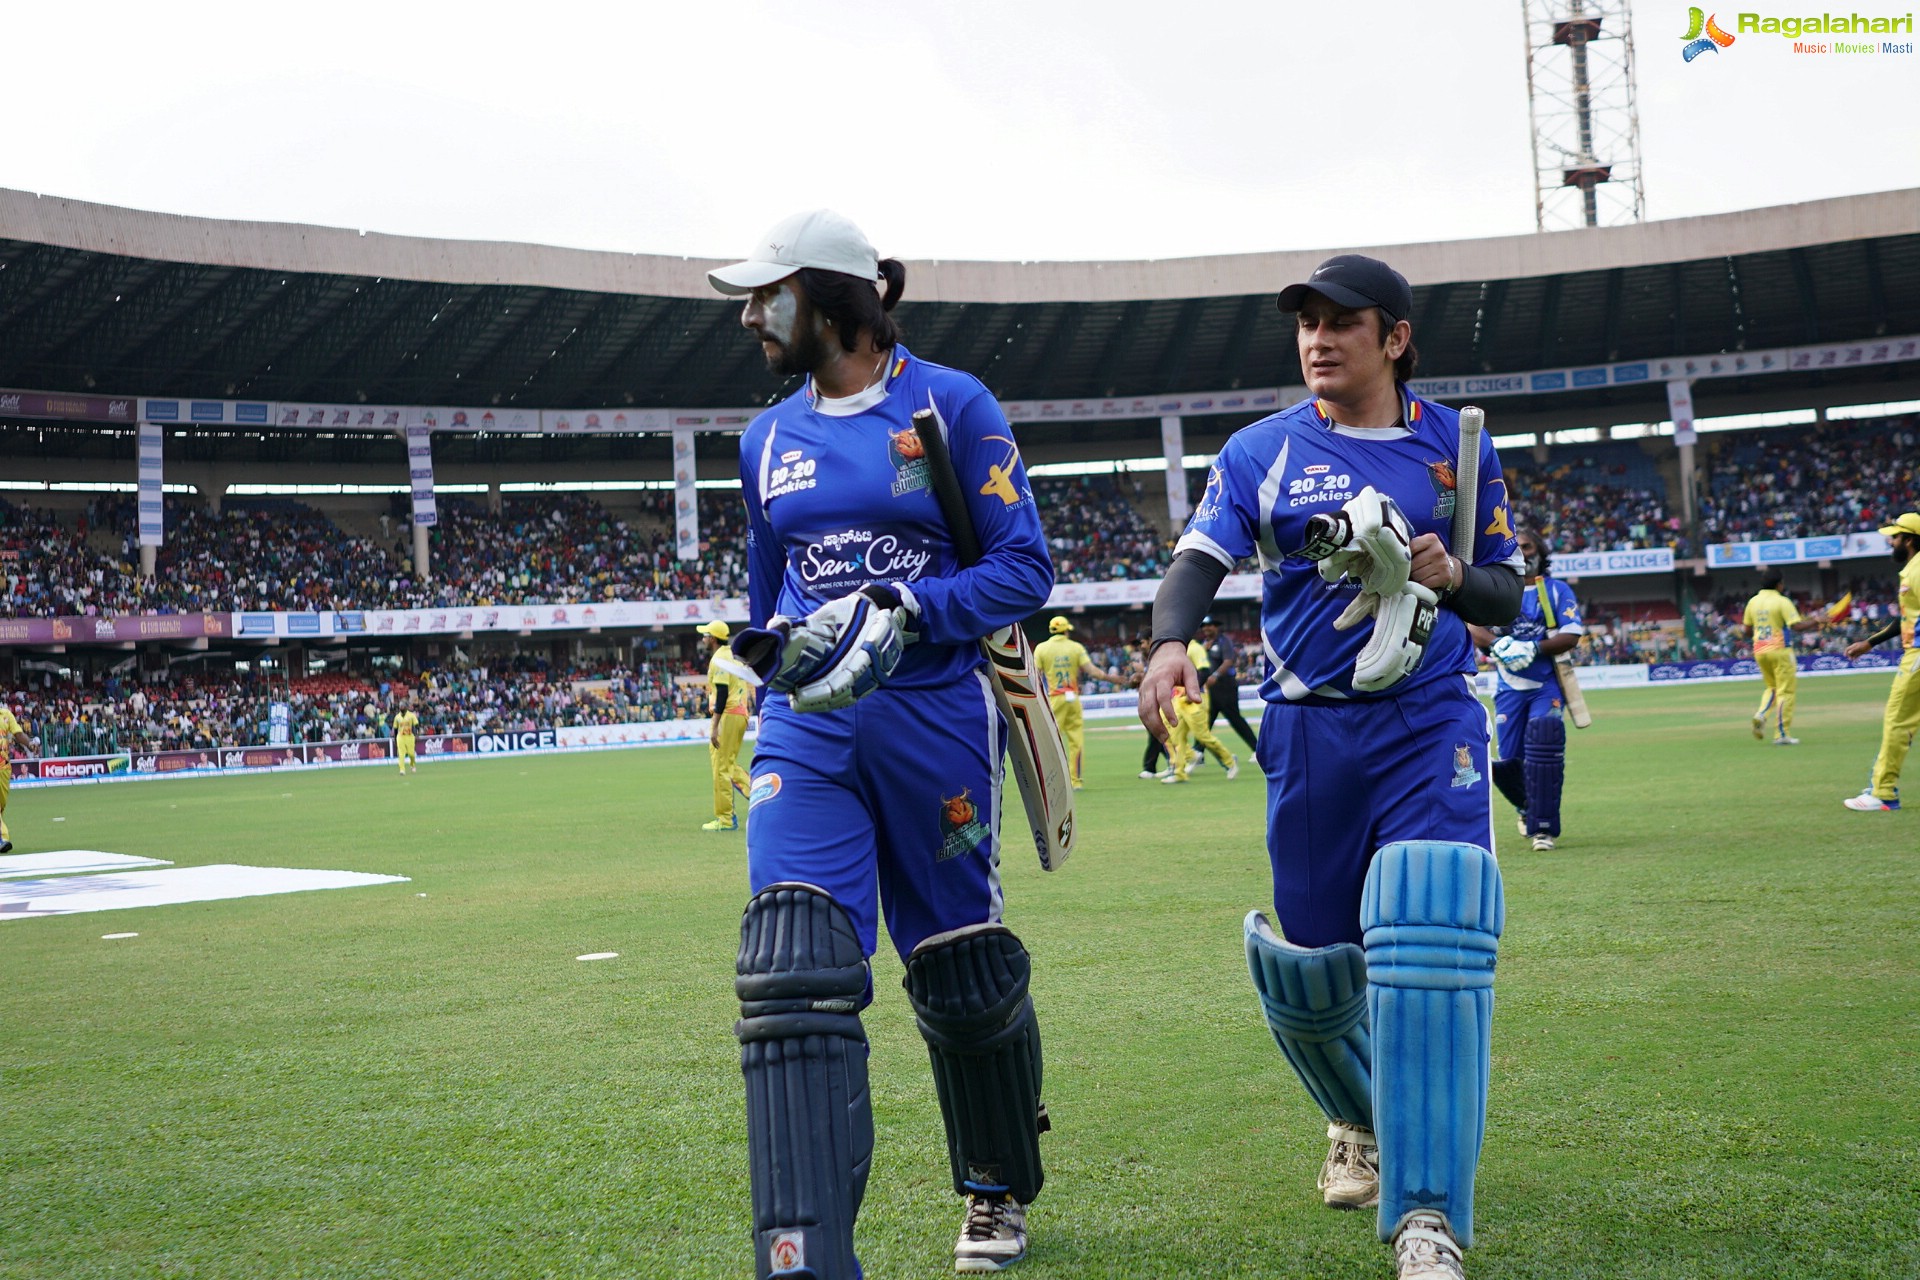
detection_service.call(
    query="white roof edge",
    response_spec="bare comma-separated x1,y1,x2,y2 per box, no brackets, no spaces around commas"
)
3,186,1916,304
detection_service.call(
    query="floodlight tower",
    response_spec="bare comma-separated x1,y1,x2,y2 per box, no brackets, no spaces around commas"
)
1522,0,1647,230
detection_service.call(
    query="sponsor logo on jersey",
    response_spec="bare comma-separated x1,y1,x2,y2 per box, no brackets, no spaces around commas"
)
887,425,930,496
978,435,1031,507
1450,743,1483,789
1192,465,1225,525
938,787,991,860
1304,464,1330,475
749,773,782,808
766,452,819,500
795,526,938,595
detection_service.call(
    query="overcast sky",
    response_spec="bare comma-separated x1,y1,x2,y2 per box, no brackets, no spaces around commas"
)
9,2,1917,264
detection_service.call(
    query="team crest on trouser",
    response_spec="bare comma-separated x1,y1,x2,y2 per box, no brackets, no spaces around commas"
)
1451,743,1483,788
939,787,992,860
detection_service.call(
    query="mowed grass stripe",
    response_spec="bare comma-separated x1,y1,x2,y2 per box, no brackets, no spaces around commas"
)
2,676,1912,1278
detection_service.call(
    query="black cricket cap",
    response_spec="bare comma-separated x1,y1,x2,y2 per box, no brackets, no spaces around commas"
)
1277,254,1413,324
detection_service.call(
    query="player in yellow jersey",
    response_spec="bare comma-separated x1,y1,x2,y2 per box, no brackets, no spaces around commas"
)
1163,636,1237,784
0,702,31,852
393,704,420,774
1032,617,1129,790
1741,567,1826,745
698,620,754,831
1843,513,1920,811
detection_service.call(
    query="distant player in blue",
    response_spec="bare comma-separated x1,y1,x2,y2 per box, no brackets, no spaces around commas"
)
1470,530,1583,852
708,210,1054,1279
1139,255,1522,1280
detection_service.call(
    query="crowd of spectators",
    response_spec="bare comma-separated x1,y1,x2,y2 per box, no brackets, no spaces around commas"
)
1033,474,1175,581
1697,414,1919,542
13,655,707,758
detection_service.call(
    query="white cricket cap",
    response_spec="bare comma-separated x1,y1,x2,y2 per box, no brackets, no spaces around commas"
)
707,209,880,296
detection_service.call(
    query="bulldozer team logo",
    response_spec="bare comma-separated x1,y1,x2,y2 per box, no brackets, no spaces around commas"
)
938,786,991,861
888,425,930,496
1451,743,1483,789
1426,459,1458,521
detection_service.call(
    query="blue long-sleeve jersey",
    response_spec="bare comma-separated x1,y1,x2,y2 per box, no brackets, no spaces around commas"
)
739,345,1054,688
1176,389,1523,703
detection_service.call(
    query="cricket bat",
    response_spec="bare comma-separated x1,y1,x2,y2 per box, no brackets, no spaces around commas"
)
912,406,1076,871
1553,653,1594,729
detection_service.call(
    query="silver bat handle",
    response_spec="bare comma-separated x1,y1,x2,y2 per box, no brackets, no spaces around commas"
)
1451,406,1484,559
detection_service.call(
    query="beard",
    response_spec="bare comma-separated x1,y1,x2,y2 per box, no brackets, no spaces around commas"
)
762,310,830,379
1895,541,1914,566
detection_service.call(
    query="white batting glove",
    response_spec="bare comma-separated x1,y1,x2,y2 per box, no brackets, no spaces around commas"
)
1311,486,1415,597
1335,581,1440,693
783,583,922,712
1491,635,1537,674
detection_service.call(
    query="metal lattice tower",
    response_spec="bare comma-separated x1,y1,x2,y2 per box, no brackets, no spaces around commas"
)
1522,0,1647,230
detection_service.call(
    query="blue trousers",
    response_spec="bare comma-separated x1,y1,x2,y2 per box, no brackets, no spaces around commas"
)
746,673,1009,965
1492,682,1559,763
1257,677,1493,949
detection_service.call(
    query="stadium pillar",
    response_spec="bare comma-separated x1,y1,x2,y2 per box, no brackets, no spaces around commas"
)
1667,380,1698,536
413,521,431,583
140,545,156,579
487,482,502,515
1160,415,1189,530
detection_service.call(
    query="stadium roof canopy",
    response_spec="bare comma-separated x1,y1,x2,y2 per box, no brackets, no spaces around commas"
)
1,186,1917,456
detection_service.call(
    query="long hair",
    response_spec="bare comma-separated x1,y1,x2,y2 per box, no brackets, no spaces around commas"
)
795,260,907,353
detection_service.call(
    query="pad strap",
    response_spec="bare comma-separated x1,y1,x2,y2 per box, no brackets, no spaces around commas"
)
903,923,1048,1203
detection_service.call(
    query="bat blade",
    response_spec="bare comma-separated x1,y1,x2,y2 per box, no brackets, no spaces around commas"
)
1452,405,1484,558
1554,654,1594,729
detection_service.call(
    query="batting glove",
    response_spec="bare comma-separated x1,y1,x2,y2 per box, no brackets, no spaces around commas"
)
1335,580,1439,693
782,583,923,712
1490,635,1537,674
1308,486,1415,597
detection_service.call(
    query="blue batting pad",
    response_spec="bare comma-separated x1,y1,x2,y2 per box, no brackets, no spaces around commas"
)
1522,712,1566,838
1361,842,1504,1247
1244,911,1373,1129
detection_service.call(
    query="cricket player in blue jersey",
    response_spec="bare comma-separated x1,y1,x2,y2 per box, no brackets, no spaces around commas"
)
709,210,1055,1279
1469,531,1583,852
1139,255,1523,1280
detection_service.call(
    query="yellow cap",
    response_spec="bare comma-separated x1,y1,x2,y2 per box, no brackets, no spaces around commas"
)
695,620,731,640
1878,512,1920,538
1048,616,1072,634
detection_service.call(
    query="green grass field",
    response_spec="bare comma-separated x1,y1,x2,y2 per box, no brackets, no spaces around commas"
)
3,677,1915,1279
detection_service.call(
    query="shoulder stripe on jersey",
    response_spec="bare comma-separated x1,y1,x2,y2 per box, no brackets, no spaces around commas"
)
755,421,779,505
1254,437,1292,570
1173,529,1237,569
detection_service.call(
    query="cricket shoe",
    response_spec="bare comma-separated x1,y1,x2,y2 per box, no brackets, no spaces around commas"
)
1318,1121,1379,1209
1138,769,1162,780
1161,772,1189,784
1392,1210,1465,1280
1843,791,1900,811
700,815,740,832
0,839,11,854
1516,817,1527,838
1225,760,1240,780
954,1194,1027,1273
1531,834,1556,851
1773,735,1800,746
1751,712,1765,740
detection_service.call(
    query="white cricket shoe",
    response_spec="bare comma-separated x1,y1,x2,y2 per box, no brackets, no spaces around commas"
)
1843,791,1900,811
1393,1210,1465,1280
1750,712,1765,740
1225,760,1240,780
954,1195,1027,1273
1137,770,1159,780
1317,1121,1379,1209
1161,772,1188,784
1773,735,1799,746
1515,817,1527,838
1531,834,1556,852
